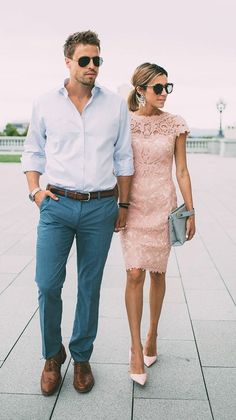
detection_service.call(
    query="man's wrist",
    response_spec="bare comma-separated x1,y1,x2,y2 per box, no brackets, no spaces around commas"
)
29,187,41,202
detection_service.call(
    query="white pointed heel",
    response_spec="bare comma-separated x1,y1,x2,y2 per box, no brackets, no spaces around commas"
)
129,350,147,386
143,354,157,367
130,372,147,386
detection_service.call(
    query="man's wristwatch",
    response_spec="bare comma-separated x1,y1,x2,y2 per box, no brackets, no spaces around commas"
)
29,187,41,202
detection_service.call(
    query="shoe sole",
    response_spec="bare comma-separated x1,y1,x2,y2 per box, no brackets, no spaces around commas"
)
73,379,95,393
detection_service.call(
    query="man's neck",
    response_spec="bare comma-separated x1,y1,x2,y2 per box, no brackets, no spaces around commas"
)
65,79,94,100
65,79,95,113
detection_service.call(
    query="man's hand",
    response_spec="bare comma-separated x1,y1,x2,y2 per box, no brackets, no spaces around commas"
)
34,189,59,208
114,208,128,232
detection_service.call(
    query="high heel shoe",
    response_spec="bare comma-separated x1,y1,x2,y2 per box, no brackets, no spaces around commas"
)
143,334,158,367
130,372,147,386
143,354,157,367
129,350,147,386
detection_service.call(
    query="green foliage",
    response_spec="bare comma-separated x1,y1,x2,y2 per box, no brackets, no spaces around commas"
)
0,154,21,163
0,123,28,136
3,123,20,136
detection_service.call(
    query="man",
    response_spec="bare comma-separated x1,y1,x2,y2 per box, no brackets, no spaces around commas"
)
21,30,133,396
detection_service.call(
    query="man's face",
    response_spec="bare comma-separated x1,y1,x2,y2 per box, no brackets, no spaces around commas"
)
65,43,101,87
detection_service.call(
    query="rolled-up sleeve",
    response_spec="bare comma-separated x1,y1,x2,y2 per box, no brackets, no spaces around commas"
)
21,100,46,173
113,99,134,176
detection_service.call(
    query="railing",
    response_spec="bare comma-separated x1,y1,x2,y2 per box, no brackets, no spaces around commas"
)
186,138,210,153
0,136,25,152
0,136,222,155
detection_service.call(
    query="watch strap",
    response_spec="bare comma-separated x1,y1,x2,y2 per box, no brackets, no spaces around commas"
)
29,187,41,201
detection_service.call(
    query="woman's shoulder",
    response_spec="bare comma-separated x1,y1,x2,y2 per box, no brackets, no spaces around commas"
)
129,111,189,137
129,111,185,122
168,113,190,136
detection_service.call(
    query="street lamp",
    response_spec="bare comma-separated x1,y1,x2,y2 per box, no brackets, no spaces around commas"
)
216,98,226,137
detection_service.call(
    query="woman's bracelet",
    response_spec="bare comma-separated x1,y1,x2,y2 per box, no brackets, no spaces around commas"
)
119,202,130,209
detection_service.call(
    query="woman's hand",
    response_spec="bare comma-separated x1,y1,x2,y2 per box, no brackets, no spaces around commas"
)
114,208,128,232
186,215,196,241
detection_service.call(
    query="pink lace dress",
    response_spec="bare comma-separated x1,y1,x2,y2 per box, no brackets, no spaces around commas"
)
120,112,189,273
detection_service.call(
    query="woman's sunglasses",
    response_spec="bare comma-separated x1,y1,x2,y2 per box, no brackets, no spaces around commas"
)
74,56,104,67
144,83,174,95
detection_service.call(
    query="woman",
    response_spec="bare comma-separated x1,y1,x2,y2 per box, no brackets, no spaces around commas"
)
120,63,196,385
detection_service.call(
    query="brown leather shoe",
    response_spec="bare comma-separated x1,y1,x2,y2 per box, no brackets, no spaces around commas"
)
73,362,94,393
41,345,67,396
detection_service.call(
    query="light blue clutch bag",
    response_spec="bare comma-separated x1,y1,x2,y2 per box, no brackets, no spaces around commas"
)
168,204,195,246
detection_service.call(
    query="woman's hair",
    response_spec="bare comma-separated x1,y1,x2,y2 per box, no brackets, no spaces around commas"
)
63,30,100,58
128,62,168,111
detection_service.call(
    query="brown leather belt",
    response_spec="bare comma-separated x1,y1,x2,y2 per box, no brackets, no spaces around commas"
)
47,184,117,201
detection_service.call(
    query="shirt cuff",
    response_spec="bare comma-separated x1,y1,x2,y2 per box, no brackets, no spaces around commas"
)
114,159,134,177
21,154,45,174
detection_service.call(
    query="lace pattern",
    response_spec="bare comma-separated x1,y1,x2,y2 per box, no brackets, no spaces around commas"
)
120,112,189,273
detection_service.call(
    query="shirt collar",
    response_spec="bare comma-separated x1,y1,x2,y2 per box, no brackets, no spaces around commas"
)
59,78,101,97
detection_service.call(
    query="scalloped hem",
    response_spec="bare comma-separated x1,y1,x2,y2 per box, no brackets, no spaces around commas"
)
126,267,166,274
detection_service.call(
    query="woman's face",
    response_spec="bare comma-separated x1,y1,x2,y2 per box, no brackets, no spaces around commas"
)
141,73,169,109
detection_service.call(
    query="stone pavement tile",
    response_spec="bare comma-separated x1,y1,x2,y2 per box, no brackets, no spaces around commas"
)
102,264,126,289
0,233,25,255
106,235,124,267
52,362,132,420
175,237,225,291
0,334,70,393
0,255,33,274
142,302,194,341
142,274,184,305
166,250,179,277
182,271,225,291
198,226,236,279
223,275,236,303
91,317,130,364
134,340,206,400
185,290,236,320
193,320,236,367
0,274,16,293
99,288,127,319
26,308,129,366
5,233,36,257
159,276,185,304
203,367,236,420
0,267,38,359
0,394,55,420
3,216,36,236
133,399,212,420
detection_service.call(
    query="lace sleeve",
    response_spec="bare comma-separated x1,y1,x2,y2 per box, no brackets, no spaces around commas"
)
174,115,190,137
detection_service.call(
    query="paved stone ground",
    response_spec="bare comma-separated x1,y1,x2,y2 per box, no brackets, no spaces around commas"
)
0,154,236,420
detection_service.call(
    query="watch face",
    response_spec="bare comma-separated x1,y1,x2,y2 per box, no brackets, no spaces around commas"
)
29,193,35,201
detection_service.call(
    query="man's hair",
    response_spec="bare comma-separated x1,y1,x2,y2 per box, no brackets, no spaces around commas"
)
63,30,101,58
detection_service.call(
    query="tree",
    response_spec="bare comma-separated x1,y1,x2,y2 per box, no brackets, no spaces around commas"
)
3,123,20,136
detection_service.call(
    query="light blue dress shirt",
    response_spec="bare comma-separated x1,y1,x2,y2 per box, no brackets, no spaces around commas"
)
21,80,134,192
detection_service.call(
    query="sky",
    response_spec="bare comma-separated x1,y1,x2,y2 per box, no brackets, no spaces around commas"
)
1,0,235,130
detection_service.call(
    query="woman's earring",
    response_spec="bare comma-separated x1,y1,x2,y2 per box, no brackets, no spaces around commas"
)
136,93,146,107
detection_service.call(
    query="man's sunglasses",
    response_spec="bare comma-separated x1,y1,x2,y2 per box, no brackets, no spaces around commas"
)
73,56,103,67
144,83,174,95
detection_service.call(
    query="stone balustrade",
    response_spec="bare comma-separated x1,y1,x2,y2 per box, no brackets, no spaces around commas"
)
0,136,236,156
0,136,25,152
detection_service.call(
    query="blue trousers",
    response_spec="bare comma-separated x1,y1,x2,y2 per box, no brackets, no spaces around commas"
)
36,195,118,362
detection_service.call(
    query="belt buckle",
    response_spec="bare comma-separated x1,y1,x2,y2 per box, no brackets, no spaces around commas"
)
82,192,90,201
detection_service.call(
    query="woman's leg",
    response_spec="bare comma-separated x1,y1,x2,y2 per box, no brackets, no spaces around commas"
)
144,272,166,356
125,268,146,373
